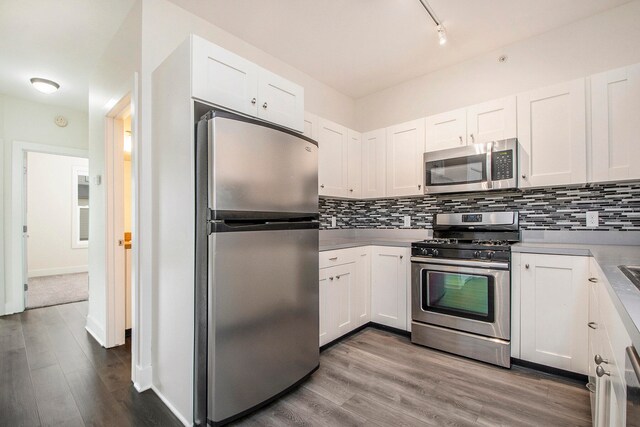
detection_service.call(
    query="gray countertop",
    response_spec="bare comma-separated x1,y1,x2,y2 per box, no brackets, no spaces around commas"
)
514,242,640,351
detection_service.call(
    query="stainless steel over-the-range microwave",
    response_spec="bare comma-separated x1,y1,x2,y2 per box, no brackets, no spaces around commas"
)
423,138,518,195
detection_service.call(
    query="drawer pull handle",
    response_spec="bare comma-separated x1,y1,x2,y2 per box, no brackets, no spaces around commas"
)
594,354,609,365
329,257,338,261
588,277,598,283
596,365,610,377
588,322,597,330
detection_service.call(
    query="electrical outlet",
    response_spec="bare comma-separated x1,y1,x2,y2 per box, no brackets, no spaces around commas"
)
331,216,337,228
404,215,411,227
586,211,599,227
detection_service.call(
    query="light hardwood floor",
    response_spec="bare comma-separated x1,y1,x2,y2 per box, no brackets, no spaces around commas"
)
233,327,592,427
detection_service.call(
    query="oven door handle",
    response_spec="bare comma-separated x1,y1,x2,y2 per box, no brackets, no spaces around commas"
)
411,257,509,270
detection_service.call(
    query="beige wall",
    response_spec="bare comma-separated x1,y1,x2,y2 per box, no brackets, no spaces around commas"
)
355,1,640,131
26,152,88,277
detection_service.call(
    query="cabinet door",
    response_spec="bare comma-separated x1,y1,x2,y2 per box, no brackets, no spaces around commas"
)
318,118,348,197
257,68,304,132
303,112,318,140
361,129,386,198
347,130,362,199
371,246,408,330
466,97,517,144
425,108,467,152
330,263,357,337
353,249,371,327
520,253,589,374
386,119,426,197
319,268,330,346
591,63,640,183
517,79,587,188
192,36,258,117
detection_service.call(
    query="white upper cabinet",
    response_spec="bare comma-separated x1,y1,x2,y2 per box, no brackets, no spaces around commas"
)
257,68,304,132
386,119,426,197
591,63,640,183
466,96,517,144
347,130,362,198
517,79,587,188
425,108,467,152
302,112,318,140
191,35,304,132
361,128,387,199
318,118,349,197
192,36,258,117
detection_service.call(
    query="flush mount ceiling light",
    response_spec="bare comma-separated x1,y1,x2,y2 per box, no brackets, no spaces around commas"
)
418,0,447,45
30,77,60,94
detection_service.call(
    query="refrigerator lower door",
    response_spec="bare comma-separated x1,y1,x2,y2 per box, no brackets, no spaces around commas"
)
207,224,319,424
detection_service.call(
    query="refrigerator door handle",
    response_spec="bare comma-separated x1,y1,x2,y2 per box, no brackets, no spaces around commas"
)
210,219,319,233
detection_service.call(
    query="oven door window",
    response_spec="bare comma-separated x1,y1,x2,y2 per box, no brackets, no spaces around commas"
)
421,270,495,322
425,154,487,186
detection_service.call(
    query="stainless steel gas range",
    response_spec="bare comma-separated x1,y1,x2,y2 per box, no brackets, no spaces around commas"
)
410,211,519,368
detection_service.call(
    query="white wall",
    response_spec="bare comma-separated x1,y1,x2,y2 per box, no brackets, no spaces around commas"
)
26,152,88,277
355,1,640,131
86,0,141,351
1,94,88,314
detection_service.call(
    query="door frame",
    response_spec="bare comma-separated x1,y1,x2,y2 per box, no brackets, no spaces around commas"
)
7,142,88,314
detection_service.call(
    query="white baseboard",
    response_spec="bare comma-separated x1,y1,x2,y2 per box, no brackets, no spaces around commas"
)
151,385,191,426
28,265,88,278
133,364,153,392
85,315,105,347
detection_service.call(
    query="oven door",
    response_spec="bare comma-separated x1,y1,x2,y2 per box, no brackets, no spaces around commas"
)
411,258,510,340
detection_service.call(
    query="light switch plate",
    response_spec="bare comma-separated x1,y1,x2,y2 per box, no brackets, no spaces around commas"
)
331,216,337,228
586,211,599,227
404,215,411,227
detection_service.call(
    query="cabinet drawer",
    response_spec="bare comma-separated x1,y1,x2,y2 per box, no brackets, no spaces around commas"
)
319,247,362,269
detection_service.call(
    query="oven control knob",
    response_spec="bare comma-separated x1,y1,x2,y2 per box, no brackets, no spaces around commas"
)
487,251,495,260
432,249,439,257
473,251,481,258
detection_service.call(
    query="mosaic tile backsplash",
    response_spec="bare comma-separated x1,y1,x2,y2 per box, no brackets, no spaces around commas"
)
319,181,640,231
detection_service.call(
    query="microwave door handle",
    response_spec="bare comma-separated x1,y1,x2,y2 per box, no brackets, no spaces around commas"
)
486,142,493,189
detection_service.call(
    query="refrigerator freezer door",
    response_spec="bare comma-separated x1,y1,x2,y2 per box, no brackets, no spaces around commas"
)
207,226,319,423
209,115,318,218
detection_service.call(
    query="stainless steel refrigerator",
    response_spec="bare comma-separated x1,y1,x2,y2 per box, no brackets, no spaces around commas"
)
193,110,319,426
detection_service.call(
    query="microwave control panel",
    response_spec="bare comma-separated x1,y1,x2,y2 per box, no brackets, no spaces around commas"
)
491,150,514,181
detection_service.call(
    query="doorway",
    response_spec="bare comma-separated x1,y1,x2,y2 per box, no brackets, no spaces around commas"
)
24,152,90,309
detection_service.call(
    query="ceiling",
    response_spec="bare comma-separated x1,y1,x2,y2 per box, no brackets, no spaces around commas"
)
167,0,633,98
0,0,135,111
0,0,633,111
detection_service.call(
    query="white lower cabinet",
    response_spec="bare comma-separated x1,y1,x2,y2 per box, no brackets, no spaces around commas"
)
319,247,371,346
588,258,632,426
371,246,410,330
515,253,589,374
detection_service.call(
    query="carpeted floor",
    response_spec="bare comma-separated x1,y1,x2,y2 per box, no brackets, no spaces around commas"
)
26,272,89,309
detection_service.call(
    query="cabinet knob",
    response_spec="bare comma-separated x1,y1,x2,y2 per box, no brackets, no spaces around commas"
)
329,257,338,261
399,255,403,260
320,184,325,189
521,174,527,179
594,354,609,365
588,322,597,330
336,275,341,280
262,102,268,109
459,136,463,144
586,382,596,393
418,184,422,190
251,98,257,105
329,276,334,281
596,365,610,377
470,133,475,143
525,264,530,269
349,189,353,192
588,277,598,283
